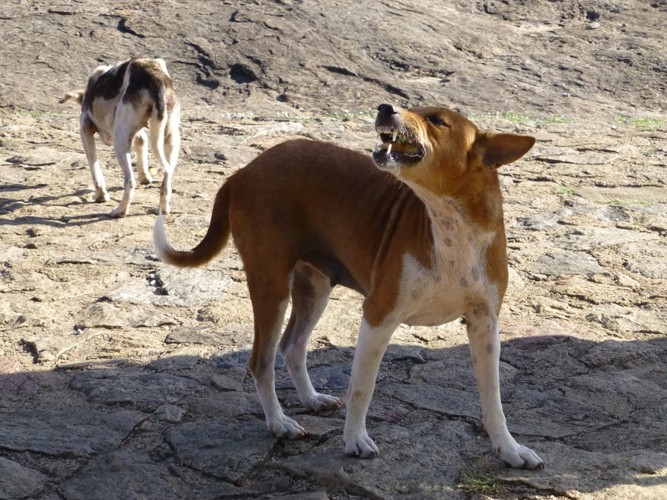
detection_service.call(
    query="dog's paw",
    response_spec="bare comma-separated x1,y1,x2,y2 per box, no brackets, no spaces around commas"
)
345,433,379,459
138,176,153,186
94,193,110,203
304,393,342,412
268,415,306,440
496,443,544,470
109,207,128,219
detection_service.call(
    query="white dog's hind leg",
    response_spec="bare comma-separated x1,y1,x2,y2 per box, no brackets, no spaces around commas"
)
165,108,181,172
151,110,175,215
344,317,397,458
110,108,138,218
466,304,544,469
80,121,109,203
134,129,152,186
161,116,181,215
279,263,341,412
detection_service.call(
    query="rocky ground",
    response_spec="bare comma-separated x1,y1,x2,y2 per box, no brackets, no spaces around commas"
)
1,1,666,499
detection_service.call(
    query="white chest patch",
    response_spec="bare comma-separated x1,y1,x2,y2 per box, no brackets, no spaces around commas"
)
396,185,498,326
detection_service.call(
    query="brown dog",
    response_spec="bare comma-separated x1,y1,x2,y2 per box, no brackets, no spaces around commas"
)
153,104,544,469
61,58,180,218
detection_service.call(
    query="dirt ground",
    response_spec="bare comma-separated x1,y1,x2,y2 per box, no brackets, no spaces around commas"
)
1,1,666,499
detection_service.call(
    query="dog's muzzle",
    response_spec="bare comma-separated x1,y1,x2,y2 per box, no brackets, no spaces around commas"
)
372,103,424,168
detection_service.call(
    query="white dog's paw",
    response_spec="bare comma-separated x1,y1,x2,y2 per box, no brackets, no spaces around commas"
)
496,443,544,470
109,206,128,218
345,433,379,458
267,415,306,440
138,174,153,186
93,192,110,203
159,200,171,216
304,393,342,412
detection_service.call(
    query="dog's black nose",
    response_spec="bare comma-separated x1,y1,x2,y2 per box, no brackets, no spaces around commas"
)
376,103,397,118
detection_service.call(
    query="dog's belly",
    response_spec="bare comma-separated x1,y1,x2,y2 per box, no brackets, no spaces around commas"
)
87,98,118,145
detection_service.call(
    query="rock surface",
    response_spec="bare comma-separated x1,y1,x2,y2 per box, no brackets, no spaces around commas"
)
1,1,666,498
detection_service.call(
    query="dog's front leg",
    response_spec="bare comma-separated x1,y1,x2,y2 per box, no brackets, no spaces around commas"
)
466,305,544,469
344,317,397,458
80,121,109,203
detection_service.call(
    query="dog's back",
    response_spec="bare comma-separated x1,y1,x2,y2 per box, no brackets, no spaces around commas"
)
81,59,178,142
61,58,181,217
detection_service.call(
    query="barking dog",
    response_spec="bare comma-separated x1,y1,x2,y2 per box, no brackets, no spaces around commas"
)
153,104,544,469
61,58,180,218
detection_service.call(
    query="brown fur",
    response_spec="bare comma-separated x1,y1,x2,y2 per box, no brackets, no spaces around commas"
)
153,104,543,469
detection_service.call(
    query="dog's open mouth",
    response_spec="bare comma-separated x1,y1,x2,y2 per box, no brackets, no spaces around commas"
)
372,126,424,167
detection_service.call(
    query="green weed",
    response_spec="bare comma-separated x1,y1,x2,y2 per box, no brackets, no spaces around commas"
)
556,185,575,195
458,469,506,496
615,116,666,130
542,114,573,124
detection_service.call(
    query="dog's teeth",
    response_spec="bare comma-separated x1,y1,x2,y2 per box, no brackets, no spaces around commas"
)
392,130,398,142
386,143,393,155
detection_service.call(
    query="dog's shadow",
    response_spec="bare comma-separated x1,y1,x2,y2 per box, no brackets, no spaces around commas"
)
1,184,156,227
3,335,665,497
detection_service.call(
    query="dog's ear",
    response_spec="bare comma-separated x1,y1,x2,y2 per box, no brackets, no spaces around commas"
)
476,132,535,168
59,91,84,105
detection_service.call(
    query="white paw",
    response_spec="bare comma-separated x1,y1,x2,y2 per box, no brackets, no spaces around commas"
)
304,393,342,412
138,175,153,186
159,200,171,216
94,192,110,203
267,415,306,439
345,433,379,458
496,443,544,470
109,206,128,218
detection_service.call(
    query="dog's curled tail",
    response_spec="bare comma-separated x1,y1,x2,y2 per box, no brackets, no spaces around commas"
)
153,184,231,268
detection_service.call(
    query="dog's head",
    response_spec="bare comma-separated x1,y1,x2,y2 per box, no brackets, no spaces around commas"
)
59,90,85,105
59,64,112,107
372,104,535,195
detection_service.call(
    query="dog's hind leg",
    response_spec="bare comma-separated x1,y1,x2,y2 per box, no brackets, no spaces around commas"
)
134,129,152,186
279,262,342,412
465,303,544,469
247,269,306,439
80,119,109,203
165,108,181,172
151,107,179,215
110,105,142,218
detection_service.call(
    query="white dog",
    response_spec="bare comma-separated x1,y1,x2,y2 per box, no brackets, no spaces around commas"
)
61,58,180,218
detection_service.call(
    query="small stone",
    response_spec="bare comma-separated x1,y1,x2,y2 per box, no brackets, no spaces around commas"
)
616,273,639,288
152,404,185,423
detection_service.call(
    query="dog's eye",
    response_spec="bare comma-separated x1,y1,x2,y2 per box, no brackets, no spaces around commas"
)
427,115,449,127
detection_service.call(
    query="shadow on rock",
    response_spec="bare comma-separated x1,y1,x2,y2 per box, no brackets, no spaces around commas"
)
0,335,665,499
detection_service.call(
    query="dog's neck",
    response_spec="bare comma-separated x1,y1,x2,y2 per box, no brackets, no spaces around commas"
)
399,166,505,232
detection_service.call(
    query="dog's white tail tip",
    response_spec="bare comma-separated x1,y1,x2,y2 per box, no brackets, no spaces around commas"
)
153,212,171,262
